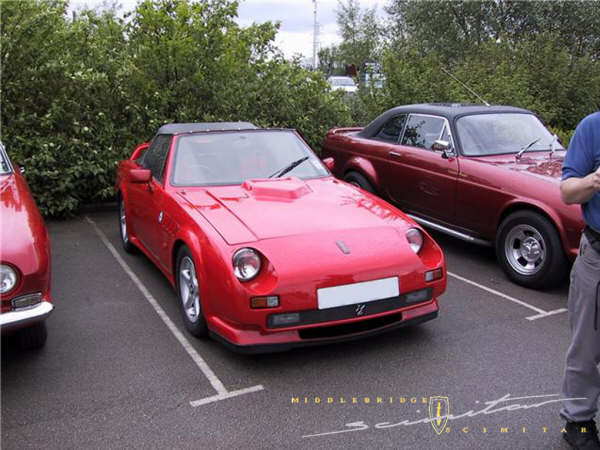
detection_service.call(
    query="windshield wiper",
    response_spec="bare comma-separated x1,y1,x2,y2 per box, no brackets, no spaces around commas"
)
515,138,541,160
268,156,309,178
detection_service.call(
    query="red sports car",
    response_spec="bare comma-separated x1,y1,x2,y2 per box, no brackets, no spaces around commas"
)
0,143,53,349
322,104,584,289
116,123,446,352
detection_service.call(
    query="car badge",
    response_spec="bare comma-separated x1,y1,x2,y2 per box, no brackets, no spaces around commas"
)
336,241,351,254
158,211,163,223
355,304,366,316
428,396,450,435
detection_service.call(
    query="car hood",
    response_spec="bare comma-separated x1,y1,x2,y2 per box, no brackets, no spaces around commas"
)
470,151,565,183
178,177,415,244
0,173,46,261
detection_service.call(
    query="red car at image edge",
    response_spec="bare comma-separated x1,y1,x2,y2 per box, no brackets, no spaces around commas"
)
0,143,53,349
116,123,446,353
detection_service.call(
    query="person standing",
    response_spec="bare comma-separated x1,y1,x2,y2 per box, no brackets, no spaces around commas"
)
560,110,600,450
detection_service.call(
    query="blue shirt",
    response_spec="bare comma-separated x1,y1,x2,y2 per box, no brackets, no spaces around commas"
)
562,111,600,232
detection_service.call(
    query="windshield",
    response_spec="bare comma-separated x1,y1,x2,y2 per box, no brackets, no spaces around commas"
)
171,130,329,186
456,113,564,156
330,77,355,87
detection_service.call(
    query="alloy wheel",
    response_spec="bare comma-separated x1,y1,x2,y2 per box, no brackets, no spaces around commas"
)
179,256,200,323
504,224,546,276
119,200,128,244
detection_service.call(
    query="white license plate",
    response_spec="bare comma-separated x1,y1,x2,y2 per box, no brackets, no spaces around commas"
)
317,277,399,310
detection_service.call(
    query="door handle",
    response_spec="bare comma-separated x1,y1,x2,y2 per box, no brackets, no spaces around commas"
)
389,151,403,159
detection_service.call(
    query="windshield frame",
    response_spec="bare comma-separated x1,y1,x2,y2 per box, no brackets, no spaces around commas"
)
0,143,14,175
453,112,564,157
168,129,331,188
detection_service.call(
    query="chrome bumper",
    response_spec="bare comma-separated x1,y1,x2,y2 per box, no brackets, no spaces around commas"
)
0,302,54,330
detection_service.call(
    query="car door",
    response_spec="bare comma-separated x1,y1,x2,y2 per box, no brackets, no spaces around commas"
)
127,134,172,264
355,114,409,184
385,114,459,223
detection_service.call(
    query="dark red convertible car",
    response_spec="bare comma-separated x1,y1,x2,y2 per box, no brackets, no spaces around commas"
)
322,104,584,289
116,123,446,352
0,143,53,349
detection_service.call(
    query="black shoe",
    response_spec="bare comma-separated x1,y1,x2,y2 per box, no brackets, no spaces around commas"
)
564,420,600,450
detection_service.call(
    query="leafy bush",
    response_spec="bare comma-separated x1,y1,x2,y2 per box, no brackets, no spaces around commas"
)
0,0,351,216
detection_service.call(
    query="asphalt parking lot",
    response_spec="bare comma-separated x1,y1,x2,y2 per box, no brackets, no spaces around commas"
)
2,210,577,449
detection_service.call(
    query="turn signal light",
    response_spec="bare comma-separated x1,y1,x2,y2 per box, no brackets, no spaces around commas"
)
12,292,42,310
425,268,443,282
250,296,279,309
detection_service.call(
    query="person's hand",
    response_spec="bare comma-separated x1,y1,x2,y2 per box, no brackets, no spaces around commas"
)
592,167,600,191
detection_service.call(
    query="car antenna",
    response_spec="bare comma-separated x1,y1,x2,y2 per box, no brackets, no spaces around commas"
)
441,67,491,107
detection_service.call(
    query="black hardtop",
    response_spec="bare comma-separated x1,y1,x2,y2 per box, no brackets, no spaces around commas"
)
359,103,532,138
156,122,258,135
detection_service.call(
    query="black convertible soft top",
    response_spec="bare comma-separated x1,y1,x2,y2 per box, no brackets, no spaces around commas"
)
157,122,258,135
359,103,532,138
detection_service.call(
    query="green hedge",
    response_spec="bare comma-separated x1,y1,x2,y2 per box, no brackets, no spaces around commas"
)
1,0,351,216
2,0,596,216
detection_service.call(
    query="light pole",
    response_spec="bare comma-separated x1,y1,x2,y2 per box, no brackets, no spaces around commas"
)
312,0,318,69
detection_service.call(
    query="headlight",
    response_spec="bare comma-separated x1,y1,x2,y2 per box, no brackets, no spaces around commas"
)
0,264,18,294
232,248,262,281
406,228,423,254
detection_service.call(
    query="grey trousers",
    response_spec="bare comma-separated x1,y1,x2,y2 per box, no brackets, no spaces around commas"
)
561,233,600,422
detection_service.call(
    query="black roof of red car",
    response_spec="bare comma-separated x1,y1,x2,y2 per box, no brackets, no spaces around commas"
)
359,103,533,138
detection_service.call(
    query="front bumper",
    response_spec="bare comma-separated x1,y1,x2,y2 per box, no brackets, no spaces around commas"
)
0,301,54,331
209,300,438,354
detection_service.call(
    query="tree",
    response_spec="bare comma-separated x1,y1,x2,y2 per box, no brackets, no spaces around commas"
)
385,0,600,60
0,0,352,216
334,0,383,71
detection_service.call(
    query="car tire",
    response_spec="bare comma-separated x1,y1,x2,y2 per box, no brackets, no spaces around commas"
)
344,171,375,193
496,210,566,289
18,322,47,350
176,246,208,338
118,195,136,253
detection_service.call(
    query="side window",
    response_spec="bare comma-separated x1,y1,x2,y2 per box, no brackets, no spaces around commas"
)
401,115,445,150
374,114,407,143
141,134,172,182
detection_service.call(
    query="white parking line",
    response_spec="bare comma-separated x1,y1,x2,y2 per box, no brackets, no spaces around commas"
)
524,308,569,321
190,385,266,407
447,271,567,321
86,216,264,406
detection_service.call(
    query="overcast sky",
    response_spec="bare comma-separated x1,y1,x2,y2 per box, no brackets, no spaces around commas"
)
69,0,388,59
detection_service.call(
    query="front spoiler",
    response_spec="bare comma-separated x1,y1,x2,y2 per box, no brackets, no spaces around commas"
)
210,310,438,354
0,301,54,331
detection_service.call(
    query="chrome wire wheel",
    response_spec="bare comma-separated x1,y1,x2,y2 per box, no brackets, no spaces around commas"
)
504,224,546,276
179,256,200,323
119,200,128,244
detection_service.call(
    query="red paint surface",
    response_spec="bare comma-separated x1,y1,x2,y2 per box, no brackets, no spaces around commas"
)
0,169,52,314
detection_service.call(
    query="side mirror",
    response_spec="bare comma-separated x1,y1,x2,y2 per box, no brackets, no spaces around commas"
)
322,157,335,171
19,166,25,174
432,139,450,152
432,139,455,159
129,168,152,183
131,142,150,161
